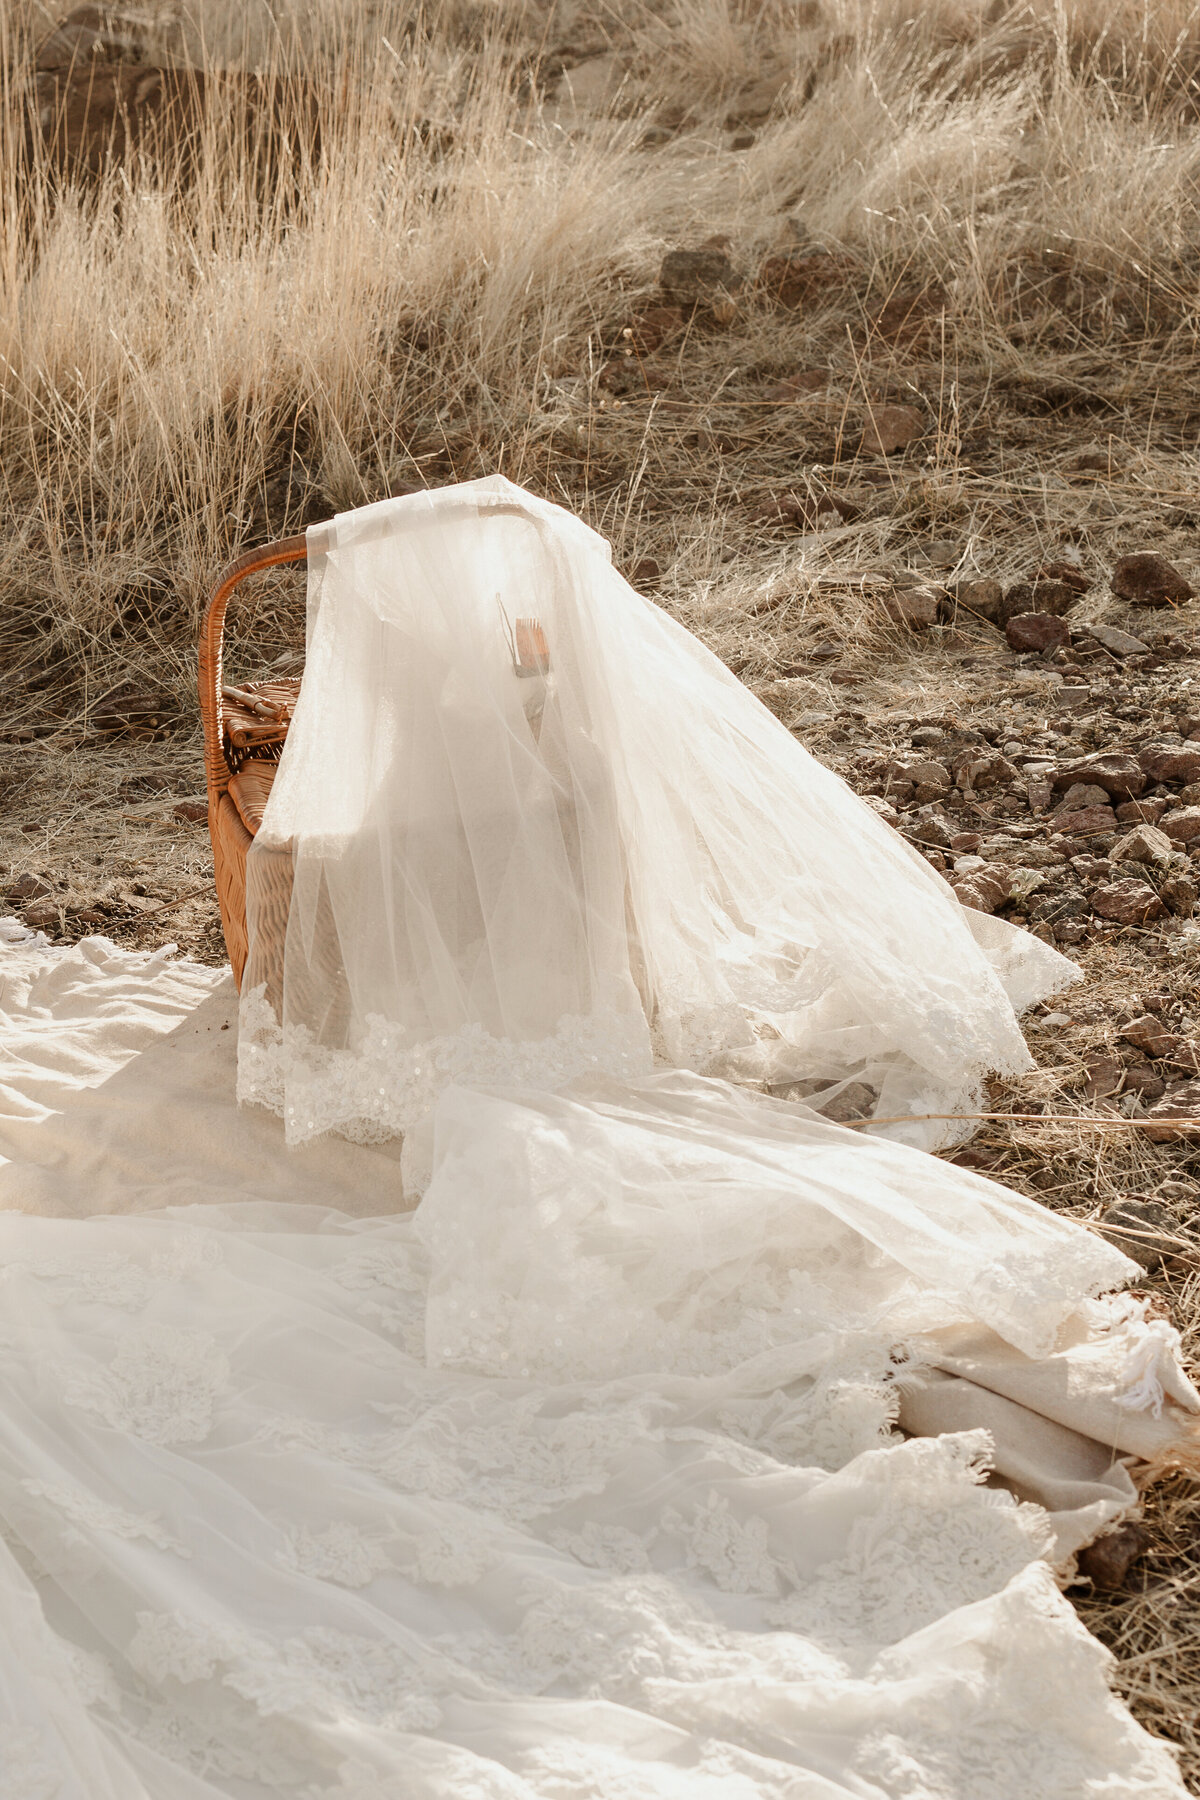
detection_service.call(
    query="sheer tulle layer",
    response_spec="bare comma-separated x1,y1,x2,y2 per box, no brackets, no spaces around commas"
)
0,1185,1190,1800
240,476,1079,1158
0,931,1195,1798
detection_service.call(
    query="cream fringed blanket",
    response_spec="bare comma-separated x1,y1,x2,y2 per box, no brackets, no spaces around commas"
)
0,918,1196,1799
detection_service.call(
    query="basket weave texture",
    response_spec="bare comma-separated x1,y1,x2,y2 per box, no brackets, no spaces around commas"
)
198,535,307,987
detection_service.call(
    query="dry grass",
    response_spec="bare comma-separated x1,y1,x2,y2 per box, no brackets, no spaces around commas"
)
3,0,1200,1783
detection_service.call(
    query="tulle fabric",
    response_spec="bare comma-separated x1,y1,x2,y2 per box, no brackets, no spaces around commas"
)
0,925,1194,1798
239,475,1078,1163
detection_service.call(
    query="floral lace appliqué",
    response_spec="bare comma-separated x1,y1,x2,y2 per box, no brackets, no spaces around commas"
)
60,1324,229,1445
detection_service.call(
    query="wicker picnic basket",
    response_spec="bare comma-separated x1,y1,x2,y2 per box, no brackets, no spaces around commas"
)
199,533,308,988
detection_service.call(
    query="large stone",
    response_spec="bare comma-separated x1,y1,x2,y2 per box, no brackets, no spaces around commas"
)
1054,752,1145,800
1111,552,1194,606
1091,880,1166,925
1161,806,1200,844
1005,611,1069,653
1138,744,1200,785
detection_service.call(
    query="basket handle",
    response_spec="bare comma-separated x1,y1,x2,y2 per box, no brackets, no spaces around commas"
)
198,534,308,800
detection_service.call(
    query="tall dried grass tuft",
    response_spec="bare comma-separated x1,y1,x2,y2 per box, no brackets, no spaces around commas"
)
5,0,1200,720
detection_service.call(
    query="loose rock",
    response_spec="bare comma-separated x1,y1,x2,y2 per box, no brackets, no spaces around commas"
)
659,246,742,323
1086,623,1150,657
1101,1199,1178,1272
751,490,858,530
7,873,51,901
1054,805,1118,836
1111,552,1194,607
765,370,829,401
1120,1014,1177,1057
951,578,1003,623
1142,1082,1200,1143
1121,1065,1166,1101
883,585,940,630
1082,1054,1123,1100
1091,881,1166,925
950,864,1012,913
818,1081,878,1123
998,581,1077,628
1005,612,1069,653
1057,782,1111,812
1054,753,1145,800
1160,806,1200,845
1076,1522,1152,1590
1161,873,1198,915
859,403,923,456
1139,745,1200,786
1109,824,1173,865
1116,797,1168,825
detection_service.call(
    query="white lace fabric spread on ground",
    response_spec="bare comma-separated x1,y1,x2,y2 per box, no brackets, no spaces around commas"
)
238,474,1080,1163
0,925,1197,1797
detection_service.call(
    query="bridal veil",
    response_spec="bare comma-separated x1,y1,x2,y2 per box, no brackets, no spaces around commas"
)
239,474,1076,1161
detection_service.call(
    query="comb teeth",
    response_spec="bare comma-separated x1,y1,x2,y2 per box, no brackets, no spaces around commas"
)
514,617,550,676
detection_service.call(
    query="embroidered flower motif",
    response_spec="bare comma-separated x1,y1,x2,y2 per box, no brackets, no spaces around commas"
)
21,1477,190,1556
60,1324,229,1445
280,1522,390,1589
